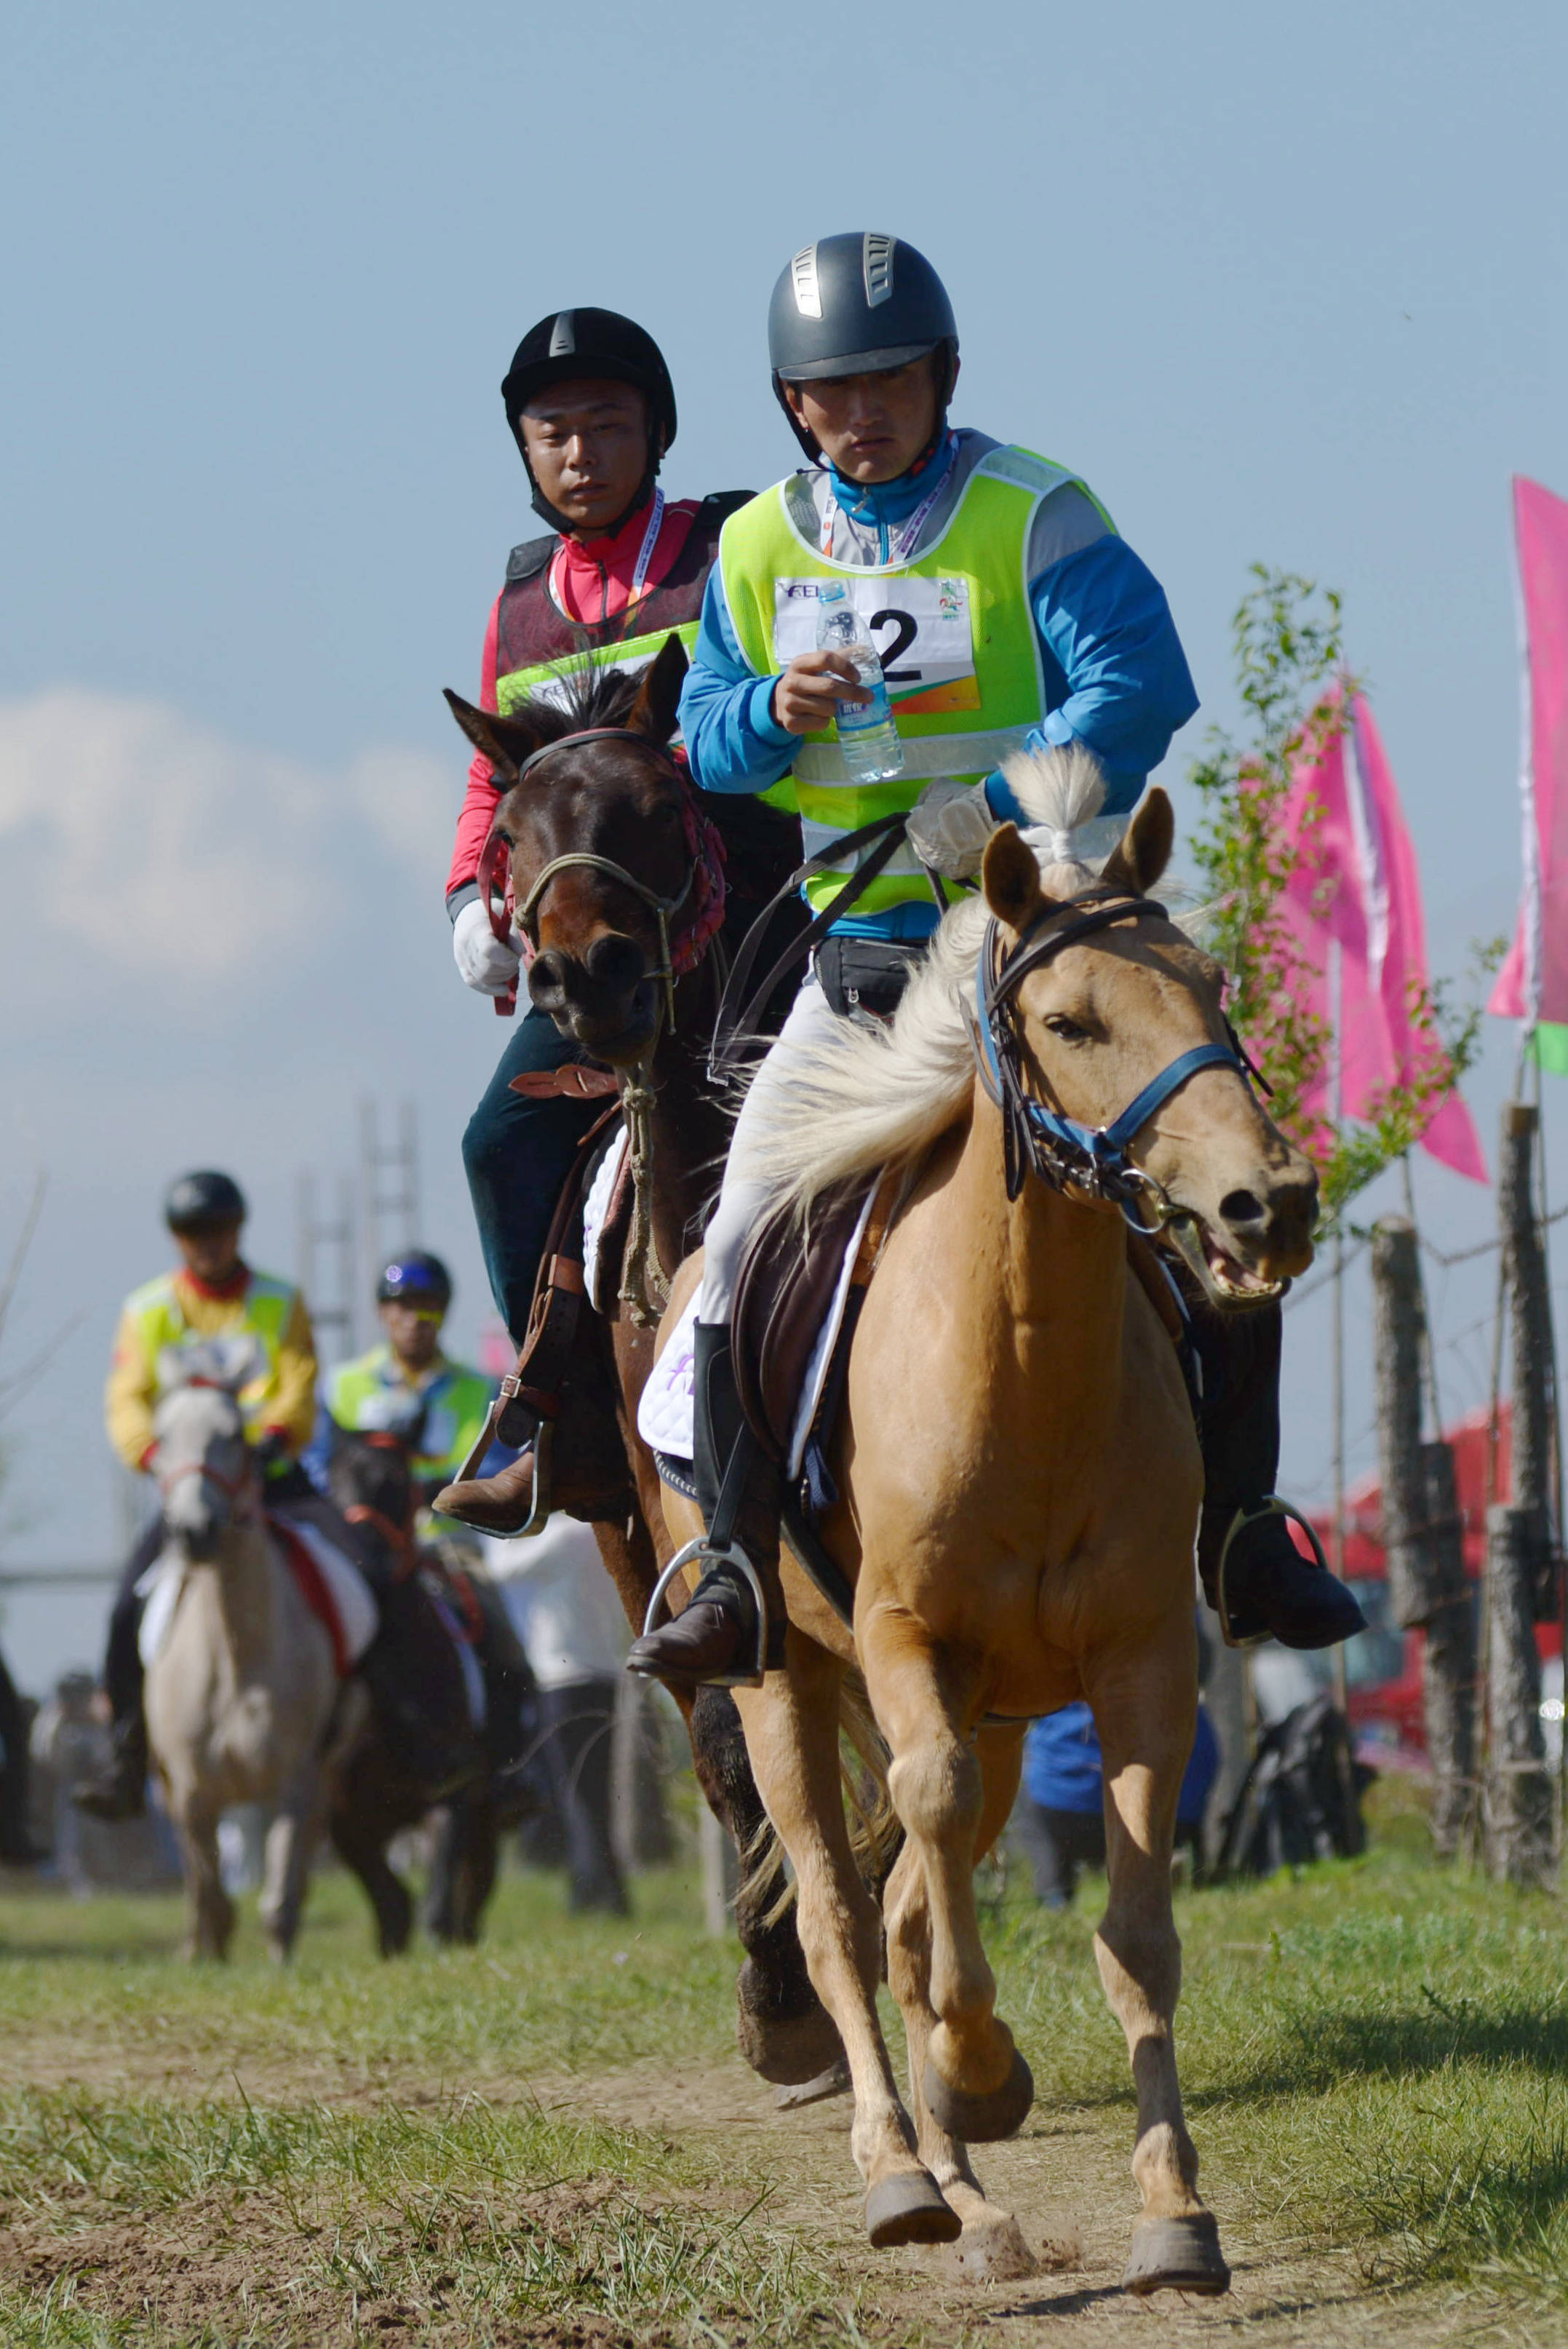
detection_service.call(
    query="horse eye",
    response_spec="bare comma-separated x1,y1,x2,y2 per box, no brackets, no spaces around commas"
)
1043,1014,1088,1042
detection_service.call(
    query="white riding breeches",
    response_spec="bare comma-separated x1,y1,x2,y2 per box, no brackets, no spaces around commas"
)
699,975,843,1324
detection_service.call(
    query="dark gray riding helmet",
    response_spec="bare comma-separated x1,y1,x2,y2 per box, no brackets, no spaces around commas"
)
768,232,958,457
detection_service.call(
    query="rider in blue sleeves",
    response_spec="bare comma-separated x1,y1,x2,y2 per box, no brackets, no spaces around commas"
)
626,231,1365,1690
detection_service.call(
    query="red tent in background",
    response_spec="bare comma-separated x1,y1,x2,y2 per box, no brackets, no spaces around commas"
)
1304,1402,1512,1583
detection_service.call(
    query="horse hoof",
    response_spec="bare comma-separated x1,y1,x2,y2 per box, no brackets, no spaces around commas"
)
736,1995,843,2086
1121,2211,1231,2297
865,2171,963,2249
921,2047,1035,2143
774,2056,851,2110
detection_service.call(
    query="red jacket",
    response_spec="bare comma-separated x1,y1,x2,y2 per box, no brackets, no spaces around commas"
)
445,495,710,909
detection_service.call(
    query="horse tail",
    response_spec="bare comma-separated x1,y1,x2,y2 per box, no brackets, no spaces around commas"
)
744,1666,902,1928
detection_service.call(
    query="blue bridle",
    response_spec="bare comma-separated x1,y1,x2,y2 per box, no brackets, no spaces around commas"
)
971,887,1257,1223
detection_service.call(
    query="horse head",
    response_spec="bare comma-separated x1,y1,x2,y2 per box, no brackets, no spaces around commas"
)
152,1343,264,1558
979,771,1318,1300
445,635,706,1068
325,1422,420,1565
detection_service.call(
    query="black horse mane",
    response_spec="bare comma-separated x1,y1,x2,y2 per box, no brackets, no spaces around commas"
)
520,656,645,748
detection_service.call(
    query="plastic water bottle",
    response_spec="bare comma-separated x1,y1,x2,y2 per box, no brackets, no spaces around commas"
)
816,582,904,782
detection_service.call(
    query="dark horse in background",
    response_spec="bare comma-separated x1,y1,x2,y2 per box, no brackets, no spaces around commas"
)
325,1424,538,1950
442,637,853,2088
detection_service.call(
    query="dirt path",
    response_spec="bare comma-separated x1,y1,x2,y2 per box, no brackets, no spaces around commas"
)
538,2058,1507,2349
2,2022,1519,2345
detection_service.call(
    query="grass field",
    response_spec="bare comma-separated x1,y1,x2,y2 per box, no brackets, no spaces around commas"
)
3,1782,1567,2345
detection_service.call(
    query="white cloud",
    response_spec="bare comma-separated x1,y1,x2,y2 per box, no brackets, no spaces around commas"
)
0,687,453,987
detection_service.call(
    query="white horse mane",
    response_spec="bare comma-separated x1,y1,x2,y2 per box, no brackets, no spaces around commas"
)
736,747,1127,1217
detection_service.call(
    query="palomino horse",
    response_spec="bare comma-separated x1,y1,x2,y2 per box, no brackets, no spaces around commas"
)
146,1363,364,1959
656,750,1318,2292
444,637,846,2087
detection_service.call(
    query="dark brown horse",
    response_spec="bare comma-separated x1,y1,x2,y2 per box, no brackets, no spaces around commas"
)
444,637,845,2088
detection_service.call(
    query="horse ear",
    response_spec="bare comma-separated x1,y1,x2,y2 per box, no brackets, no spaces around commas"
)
1099,787,1174,897
982,823,1046,932
442,689,552,784
626,633,688,743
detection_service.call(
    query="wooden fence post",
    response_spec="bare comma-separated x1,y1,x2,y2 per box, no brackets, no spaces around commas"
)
1371,1218,1476,1855
1500,1103,1559,1618
1484,1502,1551,1882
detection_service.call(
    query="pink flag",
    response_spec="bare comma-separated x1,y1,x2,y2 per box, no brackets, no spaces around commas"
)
1279,690,1488,1183
1489,476,1568,1070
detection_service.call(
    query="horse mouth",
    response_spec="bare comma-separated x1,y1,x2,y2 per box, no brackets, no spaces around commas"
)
1165,1216,1285,1312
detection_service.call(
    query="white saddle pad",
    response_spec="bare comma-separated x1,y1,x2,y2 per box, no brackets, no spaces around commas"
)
582,1126,629,1310
137,1524,379,1673
636,1183,880,1479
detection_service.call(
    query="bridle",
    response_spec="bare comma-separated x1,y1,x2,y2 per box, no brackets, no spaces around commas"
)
481,726,728,1034
972,884,1264,1232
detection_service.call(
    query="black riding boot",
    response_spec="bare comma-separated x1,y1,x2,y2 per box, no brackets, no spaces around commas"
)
1190,1299,1366,1650
73,1527,161,1823
626,1321,786,1688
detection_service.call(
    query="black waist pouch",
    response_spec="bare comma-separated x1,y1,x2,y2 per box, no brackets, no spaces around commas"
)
813,936,926,1023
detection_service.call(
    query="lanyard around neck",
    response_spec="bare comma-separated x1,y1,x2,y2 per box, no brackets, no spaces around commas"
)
550,488,666,621
818,433,958,565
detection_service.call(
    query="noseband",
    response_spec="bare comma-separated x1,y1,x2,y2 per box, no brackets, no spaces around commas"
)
482,726,727,1033
973,886,1256,1224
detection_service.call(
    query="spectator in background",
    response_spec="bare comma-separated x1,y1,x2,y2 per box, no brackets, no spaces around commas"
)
1014,1701,1219,1909
486,1514,629,1915
0,1643,44,1865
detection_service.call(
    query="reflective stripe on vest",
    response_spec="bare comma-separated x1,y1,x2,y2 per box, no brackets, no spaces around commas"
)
719,448,1107,914
125,1271,296,1430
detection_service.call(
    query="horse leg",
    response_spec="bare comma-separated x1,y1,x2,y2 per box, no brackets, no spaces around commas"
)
599,1496,841,2085
170,1789,234,1961
259,1767,322,1961
883,1724,1038,2278
862,1620,1032,2142
1087,1631,1230,2298
329,1789,413,1958
733,1648,958,2248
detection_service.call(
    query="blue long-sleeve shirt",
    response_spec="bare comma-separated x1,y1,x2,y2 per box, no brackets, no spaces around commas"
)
677,431,1198,940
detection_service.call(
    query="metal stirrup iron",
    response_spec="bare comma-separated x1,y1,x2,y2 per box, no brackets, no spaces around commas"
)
641,1539,772,1689
1214,1496,1329,1650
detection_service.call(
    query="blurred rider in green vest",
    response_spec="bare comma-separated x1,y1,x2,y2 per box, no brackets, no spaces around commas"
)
309,1252,505,1507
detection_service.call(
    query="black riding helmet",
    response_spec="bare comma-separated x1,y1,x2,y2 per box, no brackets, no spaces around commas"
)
164,1170,247,1234
501,308,677,535
768,233,959,463
376,1251,453,1312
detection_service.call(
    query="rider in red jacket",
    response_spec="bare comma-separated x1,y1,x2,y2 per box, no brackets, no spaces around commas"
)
442,310,799,1533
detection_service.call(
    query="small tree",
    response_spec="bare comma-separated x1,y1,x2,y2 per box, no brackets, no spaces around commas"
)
1187,565,1492,1225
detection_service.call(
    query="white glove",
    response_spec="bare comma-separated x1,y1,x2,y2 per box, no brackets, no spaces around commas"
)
904,777,998,881
453,897,522,995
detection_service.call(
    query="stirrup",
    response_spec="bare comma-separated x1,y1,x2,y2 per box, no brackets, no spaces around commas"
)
1214,1496,1330,1650
443,1418,554,1539
642,1537,772,1689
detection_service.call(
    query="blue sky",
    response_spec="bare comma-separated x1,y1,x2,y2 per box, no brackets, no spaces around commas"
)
2,0,1565,1687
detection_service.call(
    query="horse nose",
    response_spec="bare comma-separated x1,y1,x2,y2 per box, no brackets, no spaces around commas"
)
1222,1170,1319,1264
527,949,569,1014
585,932,647,996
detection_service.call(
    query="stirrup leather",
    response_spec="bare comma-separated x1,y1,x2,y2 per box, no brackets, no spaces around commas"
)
1214,1495,1331,1650
642,1538,772,1689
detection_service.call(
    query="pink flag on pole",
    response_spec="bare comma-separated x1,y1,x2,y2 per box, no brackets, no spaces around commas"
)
1489,475,1568,1073
1279,690,1488,1183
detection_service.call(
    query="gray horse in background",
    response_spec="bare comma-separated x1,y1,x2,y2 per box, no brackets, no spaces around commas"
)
143,1354,364,1958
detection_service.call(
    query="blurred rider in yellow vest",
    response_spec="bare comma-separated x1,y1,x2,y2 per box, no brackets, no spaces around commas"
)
76,1172,377,1820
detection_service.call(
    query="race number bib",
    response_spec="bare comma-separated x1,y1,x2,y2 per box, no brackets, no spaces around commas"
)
773,576,979,715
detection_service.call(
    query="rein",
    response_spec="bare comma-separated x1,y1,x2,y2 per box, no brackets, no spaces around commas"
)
972,887,1251,1223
